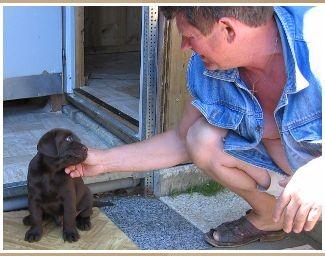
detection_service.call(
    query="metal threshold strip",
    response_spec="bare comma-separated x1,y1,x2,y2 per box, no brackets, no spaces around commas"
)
75,88,139,127
66,92,140,144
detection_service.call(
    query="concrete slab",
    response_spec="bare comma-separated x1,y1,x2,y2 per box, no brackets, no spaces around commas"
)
153,164,212,197
160,189,251,233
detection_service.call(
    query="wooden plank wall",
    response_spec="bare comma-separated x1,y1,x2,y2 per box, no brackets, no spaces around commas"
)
159,19,192,132
84,7,141,54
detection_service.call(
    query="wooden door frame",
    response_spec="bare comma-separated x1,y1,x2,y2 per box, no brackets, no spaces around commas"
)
157,16,192,132
75,6,85,88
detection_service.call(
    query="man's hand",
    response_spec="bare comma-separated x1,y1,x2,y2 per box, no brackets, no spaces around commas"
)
273,157,323,233
65,148,104,178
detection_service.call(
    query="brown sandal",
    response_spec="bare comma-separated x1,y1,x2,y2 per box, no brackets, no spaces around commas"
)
204,215,286,248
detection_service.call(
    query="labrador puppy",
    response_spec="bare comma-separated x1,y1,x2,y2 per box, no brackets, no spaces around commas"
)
23,128,93,243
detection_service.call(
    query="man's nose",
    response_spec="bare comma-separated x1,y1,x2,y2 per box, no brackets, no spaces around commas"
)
181,36,191,50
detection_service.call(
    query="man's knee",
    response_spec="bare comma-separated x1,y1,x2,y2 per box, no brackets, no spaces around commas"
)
186,118,228,168
185,118,269,190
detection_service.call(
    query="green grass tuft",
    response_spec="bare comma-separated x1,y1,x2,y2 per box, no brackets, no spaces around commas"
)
186,180,224,196
170,180,224,197
170,189,181,198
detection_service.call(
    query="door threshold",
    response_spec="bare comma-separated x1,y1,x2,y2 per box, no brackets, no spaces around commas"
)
75,88,139,127
66,92,140,144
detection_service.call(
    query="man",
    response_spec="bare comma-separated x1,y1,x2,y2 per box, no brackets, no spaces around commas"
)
66,7,323,247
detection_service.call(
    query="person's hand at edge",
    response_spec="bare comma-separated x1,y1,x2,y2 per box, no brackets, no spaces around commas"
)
273,157,323,233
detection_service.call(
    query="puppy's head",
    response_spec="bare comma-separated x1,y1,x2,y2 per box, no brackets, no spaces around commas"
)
37,128,88,170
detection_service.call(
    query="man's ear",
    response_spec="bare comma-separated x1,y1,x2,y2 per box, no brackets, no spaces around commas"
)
37,131,58,158
218,17,236,43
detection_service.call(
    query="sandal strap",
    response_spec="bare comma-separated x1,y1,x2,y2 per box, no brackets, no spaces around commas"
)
209,215,282,245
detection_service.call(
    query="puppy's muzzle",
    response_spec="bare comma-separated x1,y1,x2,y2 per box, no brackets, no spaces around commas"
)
81,145,88,155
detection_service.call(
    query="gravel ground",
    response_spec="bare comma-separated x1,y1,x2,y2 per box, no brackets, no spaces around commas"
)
160,189,251,233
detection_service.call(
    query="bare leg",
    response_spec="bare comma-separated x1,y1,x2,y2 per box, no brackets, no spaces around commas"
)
186,118,284,231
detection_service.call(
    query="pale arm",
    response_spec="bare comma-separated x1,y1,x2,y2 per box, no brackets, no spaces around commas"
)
66,97,203,177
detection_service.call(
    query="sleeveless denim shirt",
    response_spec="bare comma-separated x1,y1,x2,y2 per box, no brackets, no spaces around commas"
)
187,7,322,175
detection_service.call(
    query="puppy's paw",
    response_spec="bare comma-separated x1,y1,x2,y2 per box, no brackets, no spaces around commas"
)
76,216,91,231
63,227,80,242
25,227,42,242
23,215,31,226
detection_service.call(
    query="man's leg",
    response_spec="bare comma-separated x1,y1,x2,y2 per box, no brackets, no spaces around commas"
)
186,117,284,232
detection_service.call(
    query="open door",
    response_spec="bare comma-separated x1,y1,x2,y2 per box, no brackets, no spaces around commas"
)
71,6,158,144
71,7,141,141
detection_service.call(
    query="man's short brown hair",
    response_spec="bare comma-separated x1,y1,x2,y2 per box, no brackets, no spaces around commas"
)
160,6,274,35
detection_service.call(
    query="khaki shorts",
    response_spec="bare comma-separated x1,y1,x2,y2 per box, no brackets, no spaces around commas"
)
258,171,288,198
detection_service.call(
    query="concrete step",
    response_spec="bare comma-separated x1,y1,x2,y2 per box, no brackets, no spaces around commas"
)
66,92,139,143
153,164,212,197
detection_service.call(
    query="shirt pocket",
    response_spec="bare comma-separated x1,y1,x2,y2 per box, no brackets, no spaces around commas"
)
203,102,244,130
287,116,322,157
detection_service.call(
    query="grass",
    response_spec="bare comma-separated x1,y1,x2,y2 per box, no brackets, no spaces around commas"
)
170,180,224,198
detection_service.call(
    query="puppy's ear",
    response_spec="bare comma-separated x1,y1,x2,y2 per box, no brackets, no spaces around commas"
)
37,131,58,158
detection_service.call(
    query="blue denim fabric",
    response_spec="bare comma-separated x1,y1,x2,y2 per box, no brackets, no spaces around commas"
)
187,7,322,174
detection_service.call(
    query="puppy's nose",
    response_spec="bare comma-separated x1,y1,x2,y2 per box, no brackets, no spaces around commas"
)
82,146,88,153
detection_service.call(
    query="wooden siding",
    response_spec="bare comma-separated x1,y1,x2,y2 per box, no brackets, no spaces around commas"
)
159,18,192,132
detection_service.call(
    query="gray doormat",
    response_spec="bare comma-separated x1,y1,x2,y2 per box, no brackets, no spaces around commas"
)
102,196,212,250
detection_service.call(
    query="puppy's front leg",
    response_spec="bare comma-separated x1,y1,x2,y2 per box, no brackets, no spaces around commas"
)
25,200,43,242
63,192,80,242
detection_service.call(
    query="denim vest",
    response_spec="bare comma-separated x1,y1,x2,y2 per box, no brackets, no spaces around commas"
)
187,7,322,174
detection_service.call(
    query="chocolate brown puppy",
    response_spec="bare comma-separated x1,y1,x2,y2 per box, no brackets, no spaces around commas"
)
23,128,93,243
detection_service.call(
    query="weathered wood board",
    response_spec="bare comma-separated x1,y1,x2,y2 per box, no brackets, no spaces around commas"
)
3,208,138,250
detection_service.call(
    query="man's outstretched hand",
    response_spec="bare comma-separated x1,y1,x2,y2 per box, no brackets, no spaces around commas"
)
65,148,104,178
273,158,323,233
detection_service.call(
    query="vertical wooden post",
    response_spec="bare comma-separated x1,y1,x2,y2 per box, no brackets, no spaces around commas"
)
158,18,192,132
75,7,85,88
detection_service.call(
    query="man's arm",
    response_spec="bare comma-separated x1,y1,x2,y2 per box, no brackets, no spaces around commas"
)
98,97,203,172
66,97,203,177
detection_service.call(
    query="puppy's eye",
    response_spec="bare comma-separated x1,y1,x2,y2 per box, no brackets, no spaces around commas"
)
65,136,73,142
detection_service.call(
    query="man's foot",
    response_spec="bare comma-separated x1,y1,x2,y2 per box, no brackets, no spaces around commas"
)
204,211,286,248
245,208,284,231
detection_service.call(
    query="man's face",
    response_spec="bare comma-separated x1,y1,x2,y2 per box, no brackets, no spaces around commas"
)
176,14,231,70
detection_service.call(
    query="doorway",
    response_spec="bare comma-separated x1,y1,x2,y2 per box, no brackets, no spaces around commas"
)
79,6,142,127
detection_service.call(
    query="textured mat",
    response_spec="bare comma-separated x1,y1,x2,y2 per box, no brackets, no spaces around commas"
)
3,207,138,250
103,196,212,250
